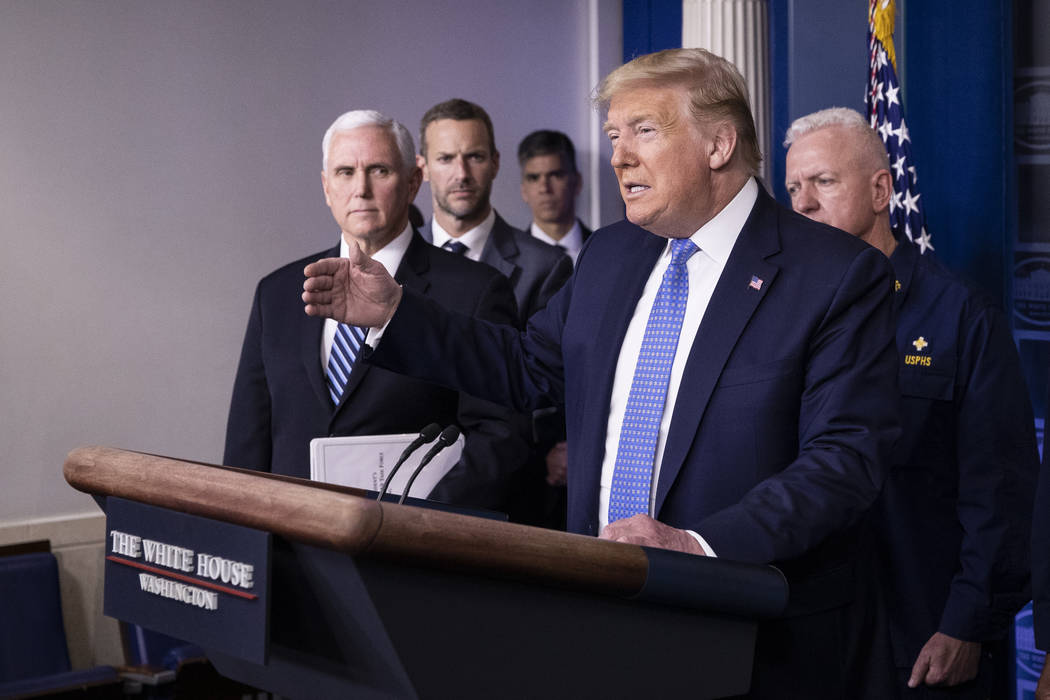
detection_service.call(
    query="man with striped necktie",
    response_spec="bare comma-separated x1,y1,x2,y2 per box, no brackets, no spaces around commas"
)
224,109,528,511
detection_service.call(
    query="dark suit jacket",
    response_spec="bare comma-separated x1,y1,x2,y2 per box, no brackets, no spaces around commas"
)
372,189,901,698
424,213,573,522
425,213,573,327
223,231,529,509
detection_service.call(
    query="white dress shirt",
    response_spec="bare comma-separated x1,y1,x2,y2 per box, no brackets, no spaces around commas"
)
530,220,584,265
429,209,496,262
323,224,412,367
598,177,759,552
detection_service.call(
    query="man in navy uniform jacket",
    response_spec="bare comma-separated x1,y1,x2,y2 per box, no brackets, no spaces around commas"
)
304,50,901,699
785,107,1037,698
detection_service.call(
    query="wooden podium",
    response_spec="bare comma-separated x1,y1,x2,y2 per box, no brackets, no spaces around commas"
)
65,446,787,699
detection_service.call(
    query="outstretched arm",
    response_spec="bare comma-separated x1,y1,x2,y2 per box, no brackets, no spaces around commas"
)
302,242,402,327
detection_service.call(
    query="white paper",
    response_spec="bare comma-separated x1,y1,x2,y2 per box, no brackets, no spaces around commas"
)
309,433,464,499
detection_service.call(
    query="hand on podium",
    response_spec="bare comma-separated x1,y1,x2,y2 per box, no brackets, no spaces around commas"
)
599,514,707,556
303,242,402,328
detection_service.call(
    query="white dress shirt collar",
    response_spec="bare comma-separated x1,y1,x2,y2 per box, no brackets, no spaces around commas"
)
338,222,413,276
686,176,759,263
429,209,496,262
530,220,583,264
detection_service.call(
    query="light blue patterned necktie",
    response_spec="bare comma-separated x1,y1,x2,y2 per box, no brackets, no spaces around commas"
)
326,323,367,405
608,238,698,523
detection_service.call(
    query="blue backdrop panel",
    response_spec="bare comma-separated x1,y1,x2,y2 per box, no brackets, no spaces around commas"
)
902,0,1014,303
623,0,683,62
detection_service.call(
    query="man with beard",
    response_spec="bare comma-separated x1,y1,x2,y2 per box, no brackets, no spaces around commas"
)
417,99,574,524
417,99,572,328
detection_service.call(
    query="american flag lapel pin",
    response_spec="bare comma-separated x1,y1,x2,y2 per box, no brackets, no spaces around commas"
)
749,275,764,291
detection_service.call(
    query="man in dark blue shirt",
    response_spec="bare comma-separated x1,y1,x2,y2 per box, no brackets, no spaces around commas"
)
785,107,1038,698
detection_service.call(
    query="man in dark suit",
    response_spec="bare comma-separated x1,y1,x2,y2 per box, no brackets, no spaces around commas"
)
785,107,1037,699
515,129,592,527
416,98,572,328
518,129,591,266
224,109,528,510
416,100,573,524
304,49,900,698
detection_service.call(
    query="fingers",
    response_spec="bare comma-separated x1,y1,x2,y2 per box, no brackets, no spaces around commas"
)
908,654,930,688
304,257,343,279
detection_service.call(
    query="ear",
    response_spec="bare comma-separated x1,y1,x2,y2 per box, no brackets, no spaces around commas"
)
416,153,430,182
407,165,423,201
708,123,738,171
871,169,893,214
573,171,583,197
491,148,500,178
321,171,332,207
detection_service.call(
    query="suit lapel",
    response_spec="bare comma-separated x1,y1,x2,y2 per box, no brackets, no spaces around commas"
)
304,244,340,412
480,215,519,279
653,192,782,514
331,232,431,417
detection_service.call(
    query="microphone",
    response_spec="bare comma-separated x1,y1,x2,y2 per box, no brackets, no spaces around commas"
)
376,423,441,502
398,425,461,505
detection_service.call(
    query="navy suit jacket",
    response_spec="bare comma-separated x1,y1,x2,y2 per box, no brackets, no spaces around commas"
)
370,190,902,696
223,231,529,509
381,189,899,560
373,189,900,692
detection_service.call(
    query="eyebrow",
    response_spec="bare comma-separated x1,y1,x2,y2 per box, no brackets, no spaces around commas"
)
603,114,658,134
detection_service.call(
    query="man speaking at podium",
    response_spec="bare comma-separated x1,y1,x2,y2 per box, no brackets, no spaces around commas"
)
224,109,528,509
302,50,900,699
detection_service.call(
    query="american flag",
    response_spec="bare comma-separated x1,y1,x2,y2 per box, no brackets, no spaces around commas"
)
866,0,932,253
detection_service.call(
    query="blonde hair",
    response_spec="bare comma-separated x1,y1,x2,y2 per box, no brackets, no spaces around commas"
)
595,48,761,174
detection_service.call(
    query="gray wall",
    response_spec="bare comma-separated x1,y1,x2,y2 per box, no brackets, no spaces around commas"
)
0,0,621,524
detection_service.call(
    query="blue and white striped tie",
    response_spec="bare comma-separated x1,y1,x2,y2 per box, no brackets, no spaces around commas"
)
608,238,698,523
326,323,367,405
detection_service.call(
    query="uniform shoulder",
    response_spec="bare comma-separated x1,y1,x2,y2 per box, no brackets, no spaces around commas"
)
911,249,1000,315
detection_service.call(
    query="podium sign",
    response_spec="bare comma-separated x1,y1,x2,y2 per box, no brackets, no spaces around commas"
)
104,497,271,664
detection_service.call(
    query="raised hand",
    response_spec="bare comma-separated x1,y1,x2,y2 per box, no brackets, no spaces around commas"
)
302,242,402,328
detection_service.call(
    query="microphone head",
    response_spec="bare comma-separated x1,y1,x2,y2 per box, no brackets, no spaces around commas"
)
419,423,441,442
437,425,461,445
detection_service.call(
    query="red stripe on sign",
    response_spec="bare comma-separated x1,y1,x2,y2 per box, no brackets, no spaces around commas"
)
106,555,258,600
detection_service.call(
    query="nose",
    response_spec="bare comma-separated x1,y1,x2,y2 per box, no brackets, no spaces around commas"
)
452,155,472,182
540,175,554,193
351,170,372,198
610,136,635,170
792,183,818,214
